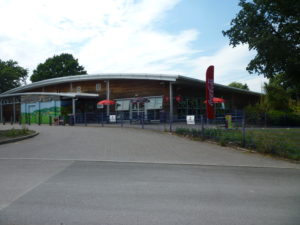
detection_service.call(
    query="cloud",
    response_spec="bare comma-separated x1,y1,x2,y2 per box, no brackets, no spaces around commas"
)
0,0,191,73
187,45,255,81
79,28,199,73
243,76,268,93
185,44,267,92
0,0,265,92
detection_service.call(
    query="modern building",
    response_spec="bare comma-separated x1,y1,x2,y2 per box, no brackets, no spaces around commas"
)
0,73,261,124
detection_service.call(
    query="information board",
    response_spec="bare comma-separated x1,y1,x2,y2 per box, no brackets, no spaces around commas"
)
109,115,116,123
186,115,195,125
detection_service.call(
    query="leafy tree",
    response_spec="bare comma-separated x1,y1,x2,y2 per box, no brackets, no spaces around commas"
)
0,59,28,93
228,82,249,90
263,76,290,111
31,53,87,82
223,0,300,87
263,74,300,112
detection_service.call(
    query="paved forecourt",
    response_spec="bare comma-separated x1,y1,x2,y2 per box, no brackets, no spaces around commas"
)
0,124,299,225
0,124,299,168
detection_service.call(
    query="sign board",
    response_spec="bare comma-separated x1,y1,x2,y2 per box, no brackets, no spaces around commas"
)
109,115,116,123
206,65,215,119
186,115,195,125
97,104,104,109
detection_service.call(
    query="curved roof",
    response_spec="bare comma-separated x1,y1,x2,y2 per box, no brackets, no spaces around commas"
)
0,92,99,98
2,73,179,95
0,73,261,96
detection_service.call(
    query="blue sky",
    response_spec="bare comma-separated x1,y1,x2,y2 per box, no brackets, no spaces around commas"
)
160,0,238,50
0,0,267,92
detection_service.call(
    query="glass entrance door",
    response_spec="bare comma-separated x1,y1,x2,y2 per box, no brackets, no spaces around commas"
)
131,102,145,120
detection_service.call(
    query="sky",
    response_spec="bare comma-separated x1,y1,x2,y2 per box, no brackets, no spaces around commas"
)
0,0,267,92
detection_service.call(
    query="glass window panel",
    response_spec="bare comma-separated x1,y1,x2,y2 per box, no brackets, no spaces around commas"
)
146,98,155,109
122,100,130,110
154,97,163,109
116,100,123,111
116,100,130,111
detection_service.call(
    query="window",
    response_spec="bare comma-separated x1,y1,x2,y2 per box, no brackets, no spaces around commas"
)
116,100,130,111
96,83,101,91
76,86,81,93
146,97,163,109
115,97,163,111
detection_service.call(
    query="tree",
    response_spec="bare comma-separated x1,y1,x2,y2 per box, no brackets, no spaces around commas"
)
31,53,87,82
223,0,300,87
263,76,290,111
228,82,249,90
0,59,28,93
263,73,300,111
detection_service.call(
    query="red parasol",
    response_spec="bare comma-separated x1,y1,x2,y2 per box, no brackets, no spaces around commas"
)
97,100,116,105
204,97,225,104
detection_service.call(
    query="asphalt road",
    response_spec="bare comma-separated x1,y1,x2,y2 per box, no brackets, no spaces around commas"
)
0,125,299,225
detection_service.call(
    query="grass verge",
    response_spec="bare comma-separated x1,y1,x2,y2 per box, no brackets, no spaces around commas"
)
0,127,35,141
175,127,300,161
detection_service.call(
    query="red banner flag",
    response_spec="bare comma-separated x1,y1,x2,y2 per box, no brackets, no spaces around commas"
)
206,65,215,119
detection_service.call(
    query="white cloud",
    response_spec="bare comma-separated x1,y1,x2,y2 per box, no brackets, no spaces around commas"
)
243,76,268,93
185,45,267,92
0,0,265,92
0,0,188,73
187,45,255,81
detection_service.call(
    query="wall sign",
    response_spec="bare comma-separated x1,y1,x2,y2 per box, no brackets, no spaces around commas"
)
109,115,116,123
186,115,195,125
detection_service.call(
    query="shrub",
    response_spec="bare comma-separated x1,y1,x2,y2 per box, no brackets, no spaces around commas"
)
174,127,300,160
4,127,30,137
267,110,300,126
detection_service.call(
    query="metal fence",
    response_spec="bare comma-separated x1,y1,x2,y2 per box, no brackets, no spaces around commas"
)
3,110,299,130
60,112,245,132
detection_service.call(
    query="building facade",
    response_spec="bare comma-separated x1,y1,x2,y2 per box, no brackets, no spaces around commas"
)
0,74,261,124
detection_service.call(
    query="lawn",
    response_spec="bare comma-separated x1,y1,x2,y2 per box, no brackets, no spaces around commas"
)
246,129,300,160
175,127,300,161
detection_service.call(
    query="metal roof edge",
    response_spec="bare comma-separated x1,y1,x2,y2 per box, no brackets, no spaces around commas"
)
1,73,262,96
0,92,99,98
1,73,179,95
